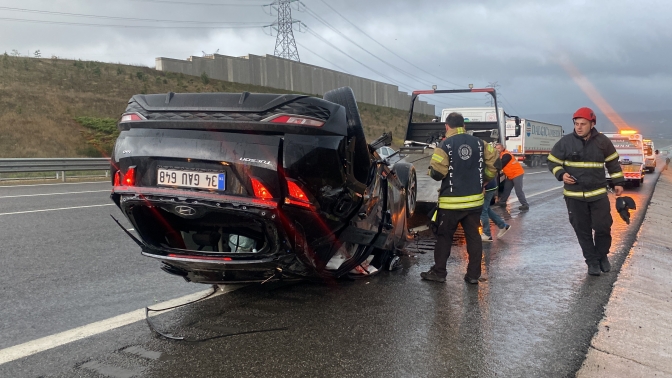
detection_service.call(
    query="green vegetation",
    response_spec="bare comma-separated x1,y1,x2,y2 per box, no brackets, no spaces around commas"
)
0,55,418,157
74,117,119,157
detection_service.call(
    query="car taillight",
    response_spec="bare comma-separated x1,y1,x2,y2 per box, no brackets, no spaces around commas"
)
285,180,312,208
114,171,121,186
250,177,273,200
123,167,136,186
268,115,324,127
120,113,146,122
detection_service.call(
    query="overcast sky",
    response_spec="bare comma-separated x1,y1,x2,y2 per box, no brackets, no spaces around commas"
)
2,0,671,131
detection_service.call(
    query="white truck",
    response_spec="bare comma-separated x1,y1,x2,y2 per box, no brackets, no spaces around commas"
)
504,119,563,167
603,131,646,187
643,139,656,172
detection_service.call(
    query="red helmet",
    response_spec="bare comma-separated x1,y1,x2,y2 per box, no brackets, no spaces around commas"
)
573,107,596,123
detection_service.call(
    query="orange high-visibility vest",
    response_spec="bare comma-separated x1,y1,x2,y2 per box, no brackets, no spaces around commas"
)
501,150,524,179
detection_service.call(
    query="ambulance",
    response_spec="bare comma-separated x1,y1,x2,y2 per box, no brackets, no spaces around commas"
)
603,130,646,187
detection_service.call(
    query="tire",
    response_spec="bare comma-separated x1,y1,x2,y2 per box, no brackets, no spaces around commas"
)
405,168,417,218
323,87,371,184
632,180,641,188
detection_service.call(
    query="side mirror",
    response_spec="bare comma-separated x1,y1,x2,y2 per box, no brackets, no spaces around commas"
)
514,117,521,137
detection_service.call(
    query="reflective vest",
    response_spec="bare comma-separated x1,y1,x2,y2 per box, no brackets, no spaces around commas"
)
501,150,524,179
437,132,485,210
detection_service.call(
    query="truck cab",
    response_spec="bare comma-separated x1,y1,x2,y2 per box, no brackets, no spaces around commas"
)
603,130,646,187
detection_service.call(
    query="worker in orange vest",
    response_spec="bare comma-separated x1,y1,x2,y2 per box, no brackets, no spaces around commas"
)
494,143,529,210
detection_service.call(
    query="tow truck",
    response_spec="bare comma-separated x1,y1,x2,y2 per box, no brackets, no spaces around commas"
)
603,130,646,187
399,87,520,217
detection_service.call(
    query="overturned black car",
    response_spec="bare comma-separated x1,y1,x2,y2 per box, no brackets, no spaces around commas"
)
110,87,417,284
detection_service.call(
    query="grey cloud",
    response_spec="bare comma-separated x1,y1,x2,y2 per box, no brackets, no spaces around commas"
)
1,0,671,134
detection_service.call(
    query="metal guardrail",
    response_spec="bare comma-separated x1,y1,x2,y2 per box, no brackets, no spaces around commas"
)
0,158,111,173
0,158,111,182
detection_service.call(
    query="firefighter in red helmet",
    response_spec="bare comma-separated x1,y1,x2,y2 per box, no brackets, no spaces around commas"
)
547,107,624,276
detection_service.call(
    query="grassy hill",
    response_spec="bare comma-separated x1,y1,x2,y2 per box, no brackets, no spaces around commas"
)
0,54,416,158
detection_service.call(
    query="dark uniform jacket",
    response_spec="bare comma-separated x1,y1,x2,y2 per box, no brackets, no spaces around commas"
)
547,128,624,201
428,127,498,210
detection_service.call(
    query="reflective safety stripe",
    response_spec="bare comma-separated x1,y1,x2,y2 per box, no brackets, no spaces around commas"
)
563,187,608,198
438,193,484,209
431,154,444,162
610,171,624,178
439,193,484,204
456,127,465,134
552,166,563,175
548,154,564,164
438,199,485,209
605,151,619,162
564,161,604,168
486,144,494,152
431,210,438,222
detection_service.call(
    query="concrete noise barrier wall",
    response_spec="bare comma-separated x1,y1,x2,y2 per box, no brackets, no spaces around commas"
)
155,54,435,115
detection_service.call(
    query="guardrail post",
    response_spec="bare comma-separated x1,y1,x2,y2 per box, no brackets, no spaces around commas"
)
61,171,65,182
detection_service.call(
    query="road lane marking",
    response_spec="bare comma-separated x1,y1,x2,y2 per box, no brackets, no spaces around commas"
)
507,186,563,205
0,190,110,199
0,286,240,365
0,204,115,216
525,171,547,175
0,181,110,188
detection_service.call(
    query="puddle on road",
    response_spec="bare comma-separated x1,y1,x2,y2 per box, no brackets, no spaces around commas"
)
80,360,145,378
122,345,162,360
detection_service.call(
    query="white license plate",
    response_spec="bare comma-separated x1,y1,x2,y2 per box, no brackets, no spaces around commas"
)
157,169,225,191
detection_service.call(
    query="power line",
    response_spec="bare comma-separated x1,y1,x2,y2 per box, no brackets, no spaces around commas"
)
125,0,266,6
315,0,464,89
302,5,472,102
302,7,433,87
296,42,350,74
305,27,416,92
0,6,269,25
0,17,265,29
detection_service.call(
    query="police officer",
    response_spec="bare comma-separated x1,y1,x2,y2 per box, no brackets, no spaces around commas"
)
421,112,499,284
547,107,624,276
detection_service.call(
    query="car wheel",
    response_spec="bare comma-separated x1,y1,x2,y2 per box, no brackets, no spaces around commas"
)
632,180,641,187
406,168,417,218
323,87,371,184
386,255,402,271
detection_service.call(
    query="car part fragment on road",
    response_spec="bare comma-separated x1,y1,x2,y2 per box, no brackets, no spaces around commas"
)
144,284,289,342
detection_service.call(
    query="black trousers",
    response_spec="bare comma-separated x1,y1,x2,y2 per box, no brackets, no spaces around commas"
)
432,208,483,279
565,196,613,264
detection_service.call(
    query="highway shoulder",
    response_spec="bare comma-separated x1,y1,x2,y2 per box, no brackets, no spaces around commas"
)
577,166,672,377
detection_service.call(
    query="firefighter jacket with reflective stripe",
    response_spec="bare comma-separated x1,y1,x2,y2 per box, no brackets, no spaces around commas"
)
500,150,525,179
428,127,498,210
547,128,624,202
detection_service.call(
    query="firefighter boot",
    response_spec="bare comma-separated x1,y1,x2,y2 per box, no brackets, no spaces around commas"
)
599,254,611,273
421,269,446,283
587,262,601,276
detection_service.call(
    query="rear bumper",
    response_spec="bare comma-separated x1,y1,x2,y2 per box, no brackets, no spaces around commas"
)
111,186,357,283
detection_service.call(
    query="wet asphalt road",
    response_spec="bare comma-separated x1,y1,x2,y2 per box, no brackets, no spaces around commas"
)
0,163,665,377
